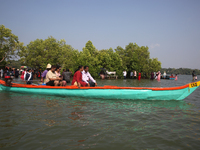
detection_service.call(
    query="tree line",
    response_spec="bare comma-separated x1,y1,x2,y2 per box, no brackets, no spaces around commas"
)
1,24,162,78
161,68,200,75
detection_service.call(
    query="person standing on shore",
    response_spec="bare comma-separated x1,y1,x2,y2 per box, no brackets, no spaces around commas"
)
130,71,133,79
175,74,178,81
157,71,161,81
150,72,154,80
192,71,195,80
123,70,127,79
20,69,27,80
134,70,137,79
25,69,33,84
0,68,3,78
138,72,141,80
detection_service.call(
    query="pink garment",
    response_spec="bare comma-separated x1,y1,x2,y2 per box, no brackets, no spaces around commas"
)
56,71,66,86
21,71,26,80
157,71,161,81
175,76,178,81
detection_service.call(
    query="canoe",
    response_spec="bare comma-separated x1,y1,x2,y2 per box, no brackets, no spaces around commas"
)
0,79,199,100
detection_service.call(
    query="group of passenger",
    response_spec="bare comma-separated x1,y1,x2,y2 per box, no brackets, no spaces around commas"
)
1,65,198,87
40,64,97,88
124,70,140,80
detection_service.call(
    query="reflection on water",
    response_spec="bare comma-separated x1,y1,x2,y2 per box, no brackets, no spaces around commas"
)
0,75,200,149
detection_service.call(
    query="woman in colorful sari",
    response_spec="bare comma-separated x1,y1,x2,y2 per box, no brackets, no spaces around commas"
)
72,65,88,88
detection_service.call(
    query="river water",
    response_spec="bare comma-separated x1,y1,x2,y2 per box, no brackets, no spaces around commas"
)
0,75,200,149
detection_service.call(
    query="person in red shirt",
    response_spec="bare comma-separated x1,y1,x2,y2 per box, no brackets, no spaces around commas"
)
72,65,88,88
138,72,141,80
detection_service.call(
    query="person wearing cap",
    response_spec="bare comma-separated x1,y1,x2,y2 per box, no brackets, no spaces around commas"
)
46,65,61,86
41,64,51,83
25,69,33,84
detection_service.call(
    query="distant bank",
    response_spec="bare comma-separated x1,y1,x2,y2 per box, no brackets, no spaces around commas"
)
161,68,200,75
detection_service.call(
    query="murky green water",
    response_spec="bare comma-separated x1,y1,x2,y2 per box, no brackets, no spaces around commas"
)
0,75,200,149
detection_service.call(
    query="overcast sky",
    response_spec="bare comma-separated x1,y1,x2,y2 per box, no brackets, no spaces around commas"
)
1,0,200,69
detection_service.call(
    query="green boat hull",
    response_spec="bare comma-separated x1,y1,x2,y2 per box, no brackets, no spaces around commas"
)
0,84,198,100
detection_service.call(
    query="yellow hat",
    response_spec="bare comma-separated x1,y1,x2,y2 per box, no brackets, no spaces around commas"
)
46,64,51,69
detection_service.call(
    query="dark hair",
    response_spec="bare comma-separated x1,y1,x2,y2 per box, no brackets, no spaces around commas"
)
78,65,83,70
56,65,60,70
84,66,89,69
75,65,83,73
51,65,56,69
47,68,51,71
66,68,69,71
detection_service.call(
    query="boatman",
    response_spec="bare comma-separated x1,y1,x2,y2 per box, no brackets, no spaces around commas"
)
82,66,97,87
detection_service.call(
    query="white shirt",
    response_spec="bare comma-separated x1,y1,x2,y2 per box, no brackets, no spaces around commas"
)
24,71,27,81
130,72,133,76
27,72,32,81
0,69,3,76
134,71,137,76
123,71,127,76
82,70,96,84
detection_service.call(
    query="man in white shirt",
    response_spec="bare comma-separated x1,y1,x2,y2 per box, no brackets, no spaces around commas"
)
82,66,97,87
123,70,127,79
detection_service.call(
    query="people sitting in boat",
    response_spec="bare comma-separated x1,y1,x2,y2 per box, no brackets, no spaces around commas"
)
72,65,88,88
62,68,73,84
46,65,61,86
82,66,97,87
25,69,33,84
55,66,66,86
41,64,51,83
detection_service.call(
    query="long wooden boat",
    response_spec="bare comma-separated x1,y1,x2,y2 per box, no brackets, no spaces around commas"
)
0,79,199,100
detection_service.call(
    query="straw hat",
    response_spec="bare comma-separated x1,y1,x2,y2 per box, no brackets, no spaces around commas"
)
46,64,51,69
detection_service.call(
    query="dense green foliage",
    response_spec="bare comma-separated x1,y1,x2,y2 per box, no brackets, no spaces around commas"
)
18,36,161,78
1,25,162,78
161,68,200,75
0,25,19,63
